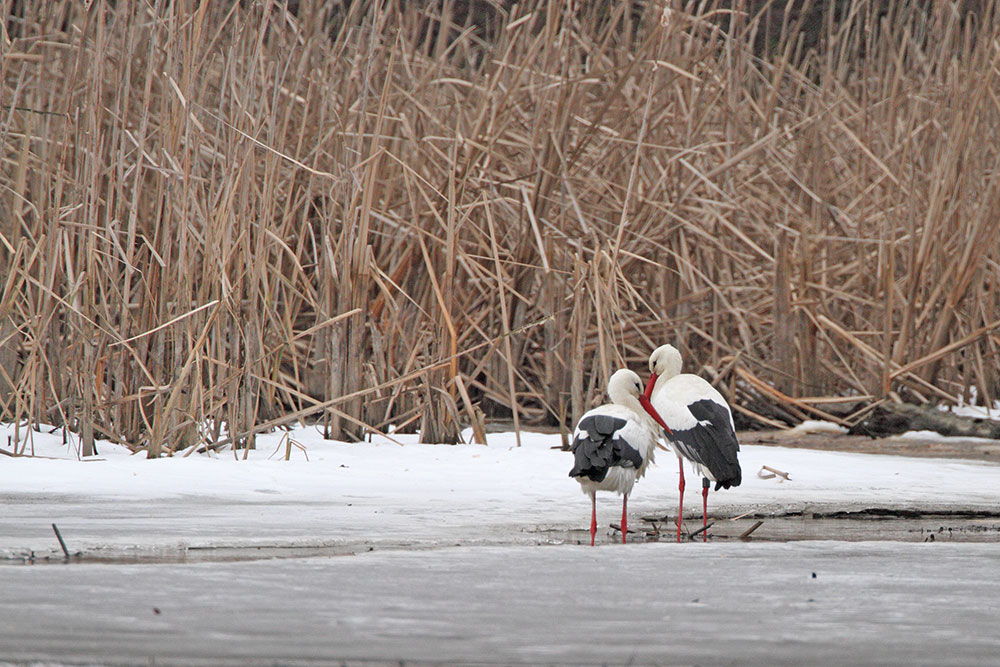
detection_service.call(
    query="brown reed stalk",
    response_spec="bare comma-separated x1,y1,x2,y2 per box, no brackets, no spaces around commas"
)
2,0,999,455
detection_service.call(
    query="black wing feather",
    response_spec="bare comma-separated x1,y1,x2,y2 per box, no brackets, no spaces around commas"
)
671,399,741,490
569,415,642,482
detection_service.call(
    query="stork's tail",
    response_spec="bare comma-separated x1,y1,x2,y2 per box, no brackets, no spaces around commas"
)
714,465,742,491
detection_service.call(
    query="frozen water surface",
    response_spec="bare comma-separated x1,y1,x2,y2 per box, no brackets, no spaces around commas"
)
2,543,1000,666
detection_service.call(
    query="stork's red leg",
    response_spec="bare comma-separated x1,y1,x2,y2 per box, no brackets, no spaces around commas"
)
701,477,710,542
676,456,685,543
590,492,597,547
621,494,628,544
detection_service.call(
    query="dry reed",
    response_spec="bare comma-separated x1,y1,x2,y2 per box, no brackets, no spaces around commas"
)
2,0,999,456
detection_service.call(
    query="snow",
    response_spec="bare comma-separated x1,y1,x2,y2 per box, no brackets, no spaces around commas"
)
898,429,1000,443
947,397,1000,421
2,421,999,557
784,419,849,435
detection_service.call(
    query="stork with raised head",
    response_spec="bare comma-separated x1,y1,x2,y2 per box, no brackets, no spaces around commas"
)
569,368,672,546
641,344,741,542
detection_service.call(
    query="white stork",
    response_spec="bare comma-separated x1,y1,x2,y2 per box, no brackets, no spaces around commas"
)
642,344,741,542
569,368,671,546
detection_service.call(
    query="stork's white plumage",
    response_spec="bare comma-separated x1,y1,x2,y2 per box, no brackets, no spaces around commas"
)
569,369,667,546
642,344,741,542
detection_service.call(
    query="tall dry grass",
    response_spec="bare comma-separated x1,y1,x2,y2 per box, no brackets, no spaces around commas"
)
2,0,999,455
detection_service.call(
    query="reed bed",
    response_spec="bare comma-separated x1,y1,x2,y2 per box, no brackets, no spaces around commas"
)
2,0,999,455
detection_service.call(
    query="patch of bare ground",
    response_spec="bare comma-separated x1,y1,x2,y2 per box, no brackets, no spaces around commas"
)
743,430,1000,463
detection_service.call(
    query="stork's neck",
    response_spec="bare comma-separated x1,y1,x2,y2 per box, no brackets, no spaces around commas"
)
637,392,673,435
629,396,663,435
615,393,644,418
608,387,646,415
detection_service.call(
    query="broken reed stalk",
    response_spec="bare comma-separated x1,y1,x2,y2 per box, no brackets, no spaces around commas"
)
51,523,71,559
739,521,764,540
1,1,999,454
760,466,791,481
688,522,714,540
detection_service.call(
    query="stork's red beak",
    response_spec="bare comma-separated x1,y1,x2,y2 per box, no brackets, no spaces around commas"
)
638,393,672,436
643,372,658,400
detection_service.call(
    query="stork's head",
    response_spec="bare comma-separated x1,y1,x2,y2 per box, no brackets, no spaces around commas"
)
607,368,644,406
609,368,673,436
644,344,683,399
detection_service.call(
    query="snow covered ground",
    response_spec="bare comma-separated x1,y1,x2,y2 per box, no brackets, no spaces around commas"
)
2,423,1000,665
2,422,1000,557
948,398,1000,421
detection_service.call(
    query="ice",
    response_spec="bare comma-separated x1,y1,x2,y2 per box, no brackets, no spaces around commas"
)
2,543,999,665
